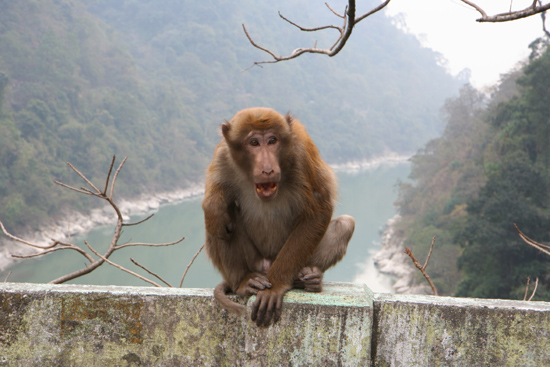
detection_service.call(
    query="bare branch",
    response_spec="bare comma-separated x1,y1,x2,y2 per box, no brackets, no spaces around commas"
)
12,242,94,263
243,0,391,68
103,155,117,196
423,236,435,270
461,0,550,22
542,0,550,37
523,276,531,301
514,223,550,256
123,213,155,227
405,236,438,296
110,156,127,200
180,244,205,287
115,235,185,250
53,181,99,196
4,271,12,283
325,2,345,18
131,258,173,287
1,221,57,249
2,157,187,286
67,162,101,194
85,241,162,287
528,278,539,301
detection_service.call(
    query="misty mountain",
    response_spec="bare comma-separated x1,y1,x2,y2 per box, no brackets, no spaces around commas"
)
0,0,460,233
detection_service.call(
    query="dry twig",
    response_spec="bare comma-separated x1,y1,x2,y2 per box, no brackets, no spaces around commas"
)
523,276,539,301
131,258,173,287
405,236,438,296
514,223,550,256
243,0,391,68
180,244,205,287
460,0,550,22
0,156,185,286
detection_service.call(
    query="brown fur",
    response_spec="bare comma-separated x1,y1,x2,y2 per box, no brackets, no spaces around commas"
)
203,107,355,326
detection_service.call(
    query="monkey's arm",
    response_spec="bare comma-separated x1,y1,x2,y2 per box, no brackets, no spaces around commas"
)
202,178,234,240
251,207,332,326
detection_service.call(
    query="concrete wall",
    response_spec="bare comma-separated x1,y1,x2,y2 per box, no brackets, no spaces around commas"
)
0,282,549,366
0,282,373,366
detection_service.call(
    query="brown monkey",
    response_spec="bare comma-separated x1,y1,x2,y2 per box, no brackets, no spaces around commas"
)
203,107,355,326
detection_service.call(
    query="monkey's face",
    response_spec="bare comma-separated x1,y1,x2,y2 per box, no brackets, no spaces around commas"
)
246,130,282,199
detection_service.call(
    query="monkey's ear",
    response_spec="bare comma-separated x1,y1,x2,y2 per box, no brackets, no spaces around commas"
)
284,112,293,126
222,122,231,138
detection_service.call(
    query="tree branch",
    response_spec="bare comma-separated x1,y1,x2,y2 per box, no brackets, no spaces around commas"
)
405,236,438,296
461,0,550,22
243,0,391,68
514,223,550,256
180,244,205,287
131,258,173,287
85,241,162,287
523,276,539,301
115,236,185,250
1,156,186,286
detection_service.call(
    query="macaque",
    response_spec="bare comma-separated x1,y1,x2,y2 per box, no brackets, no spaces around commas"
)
203,107,355,326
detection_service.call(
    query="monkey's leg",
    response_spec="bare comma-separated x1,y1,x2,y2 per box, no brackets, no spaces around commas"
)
294,215,355,292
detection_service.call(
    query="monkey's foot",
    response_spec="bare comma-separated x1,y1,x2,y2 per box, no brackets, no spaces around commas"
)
294,266,323,292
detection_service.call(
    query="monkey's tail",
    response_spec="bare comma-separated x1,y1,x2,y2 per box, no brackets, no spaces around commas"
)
214,281,247,317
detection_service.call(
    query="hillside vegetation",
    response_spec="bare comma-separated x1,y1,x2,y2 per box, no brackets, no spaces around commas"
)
0,0,459,233
396,39,550,300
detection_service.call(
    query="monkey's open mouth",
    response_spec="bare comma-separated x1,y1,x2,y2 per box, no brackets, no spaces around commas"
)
255,182,278,198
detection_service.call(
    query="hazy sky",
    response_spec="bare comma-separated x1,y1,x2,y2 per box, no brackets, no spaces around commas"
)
383,0,546,89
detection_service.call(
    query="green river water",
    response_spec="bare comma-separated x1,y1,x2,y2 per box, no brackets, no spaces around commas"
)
1,161,410,293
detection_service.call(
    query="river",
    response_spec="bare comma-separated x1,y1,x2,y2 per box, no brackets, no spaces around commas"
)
1,160,410,293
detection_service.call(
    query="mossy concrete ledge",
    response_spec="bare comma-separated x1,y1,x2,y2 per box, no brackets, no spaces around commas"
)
0,282,373,366
372,293,550,367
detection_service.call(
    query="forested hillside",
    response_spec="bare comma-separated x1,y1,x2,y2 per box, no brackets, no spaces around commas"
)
0,0,459,234
396,39,550,301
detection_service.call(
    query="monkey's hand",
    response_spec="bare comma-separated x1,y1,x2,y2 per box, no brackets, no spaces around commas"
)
236,272,272,297
250,284,290,327
293,266,323,292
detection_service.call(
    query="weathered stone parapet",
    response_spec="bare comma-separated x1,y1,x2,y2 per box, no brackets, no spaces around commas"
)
2,282,550,366
0,282,373,366
372,293,550,367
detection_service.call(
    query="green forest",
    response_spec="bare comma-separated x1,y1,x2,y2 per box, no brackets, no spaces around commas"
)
0,0,459,234
396,39,550,301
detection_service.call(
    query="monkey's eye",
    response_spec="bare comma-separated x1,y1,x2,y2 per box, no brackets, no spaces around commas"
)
267,137,277,145
249,139,260,147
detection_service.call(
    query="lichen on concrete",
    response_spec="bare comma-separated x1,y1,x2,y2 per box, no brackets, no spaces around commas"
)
0,282,373,366
372,293,550,367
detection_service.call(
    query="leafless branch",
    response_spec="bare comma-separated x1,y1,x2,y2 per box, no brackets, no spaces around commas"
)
405,236,438,296
85,241,162,287
103,155,116,196
131,258,173,287
243,0,391,68
67,162,101,194
528,277,539,301
123,213,155,227
4,271,12,283
523,276,539,301
180,244,205,287
115,236,185,250
1,156,186,286
514,223,550,256
110,156,127,200
542,0,550,36
461,0,550,22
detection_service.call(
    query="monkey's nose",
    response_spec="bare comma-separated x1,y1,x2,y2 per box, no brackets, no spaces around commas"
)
262,169,274,176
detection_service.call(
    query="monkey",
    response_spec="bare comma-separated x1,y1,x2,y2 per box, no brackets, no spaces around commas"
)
203,107,355,327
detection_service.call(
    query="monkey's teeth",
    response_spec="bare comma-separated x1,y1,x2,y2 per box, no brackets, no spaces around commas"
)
255,183,278,197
